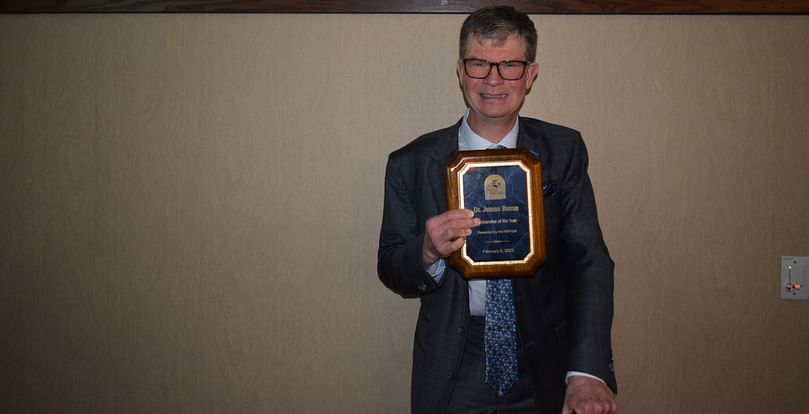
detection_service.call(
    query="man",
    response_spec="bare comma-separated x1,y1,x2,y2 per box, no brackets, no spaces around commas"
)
378,6,617,414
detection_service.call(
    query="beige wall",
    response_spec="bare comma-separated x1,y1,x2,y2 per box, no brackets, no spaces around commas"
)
1,13,808,413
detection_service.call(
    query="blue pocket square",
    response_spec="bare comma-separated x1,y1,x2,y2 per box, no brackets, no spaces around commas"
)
542,181,557,197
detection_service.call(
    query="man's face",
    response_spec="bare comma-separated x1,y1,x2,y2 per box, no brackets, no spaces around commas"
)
457,34,538,131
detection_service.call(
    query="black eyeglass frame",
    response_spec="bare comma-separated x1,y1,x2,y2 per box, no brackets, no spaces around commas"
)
462,58,530,81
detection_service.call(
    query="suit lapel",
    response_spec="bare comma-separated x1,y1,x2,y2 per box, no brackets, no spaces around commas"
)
513,119,548,302
517,118,554,193
427,120,462,214
517,118,544,162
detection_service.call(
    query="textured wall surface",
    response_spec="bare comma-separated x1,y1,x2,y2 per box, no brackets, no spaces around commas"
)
1,14,808,413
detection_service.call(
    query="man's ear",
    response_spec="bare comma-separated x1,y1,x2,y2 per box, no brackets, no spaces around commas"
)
456,59,464,82
525,62,539,92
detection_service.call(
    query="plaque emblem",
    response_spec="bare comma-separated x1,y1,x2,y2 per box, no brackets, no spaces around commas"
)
484,174,506,200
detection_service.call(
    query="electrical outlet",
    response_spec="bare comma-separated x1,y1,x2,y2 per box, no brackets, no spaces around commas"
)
781,256,809,300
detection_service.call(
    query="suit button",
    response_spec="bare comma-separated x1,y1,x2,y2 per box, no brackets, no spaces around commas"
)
417,281,427,292
456,326,465,335
447,371,455,381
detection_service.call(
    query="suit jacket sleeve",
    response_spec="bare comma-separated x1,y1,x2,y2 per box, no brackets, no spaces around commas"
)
558,132,616,391
377,151,441,297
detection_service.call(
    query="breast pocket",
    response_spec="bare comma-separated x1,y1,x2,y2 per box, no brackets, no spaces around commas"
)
542,180,558,198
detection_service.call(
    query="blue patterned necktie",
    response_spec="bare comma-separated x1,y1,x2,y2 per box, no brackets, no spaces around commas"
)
484,144,519,396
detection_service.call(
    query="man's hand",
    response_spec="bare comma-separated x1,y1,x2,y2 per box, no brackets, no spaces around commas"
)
562,376,617,414
422,209,480,268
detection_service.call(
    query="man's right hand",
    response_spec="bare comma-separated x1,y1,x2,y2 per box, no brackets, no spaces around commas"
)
422,209,480,269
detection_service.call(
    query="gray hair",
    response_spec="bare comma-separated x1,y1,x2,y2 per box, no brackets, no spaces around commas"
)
459,6,538,62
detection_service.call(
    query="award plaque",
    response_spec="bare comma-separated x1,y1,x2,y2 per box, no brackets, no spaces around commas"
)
445,149,546,279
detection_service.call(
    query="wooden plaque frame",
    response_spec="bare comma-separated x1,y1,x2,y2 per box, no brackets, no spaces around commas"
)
445,149,546,279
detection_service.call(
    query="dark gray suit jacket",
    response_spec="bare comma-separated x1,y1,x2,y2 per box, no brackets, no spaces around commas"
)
378,117,616,414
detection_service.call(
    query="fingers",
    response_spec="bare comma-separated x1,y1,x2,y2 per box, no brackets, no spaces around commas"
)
564,400,617,414
562,377,617,414
422,209,480,268
429,210,478,245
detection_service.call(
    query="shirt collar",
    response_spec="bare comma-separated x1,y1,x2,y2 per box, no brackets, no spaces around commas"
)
458,108,519,151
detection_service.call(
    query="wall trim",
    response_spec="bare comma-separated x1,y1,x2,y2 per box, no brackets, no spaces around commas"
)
2,0,809,14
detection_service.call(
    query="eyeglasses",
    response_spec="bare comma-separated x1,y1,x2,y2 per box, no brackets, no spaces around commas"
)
462,59,529,81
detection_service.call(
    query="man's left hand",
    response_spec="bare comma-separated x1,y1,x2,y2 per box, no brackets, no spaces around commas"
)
562,376,617,414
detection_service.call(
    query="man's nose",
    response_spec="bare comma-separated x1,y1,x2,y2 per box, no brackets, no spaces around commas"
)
485,65,504,85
